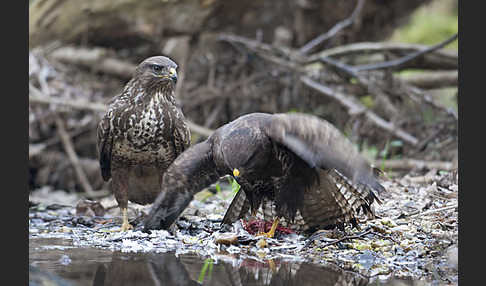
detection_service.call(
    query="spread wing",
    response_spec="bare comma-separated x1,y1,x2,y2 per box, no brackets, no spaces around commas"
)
264,113,385,196
223,169,378,232
97,114,113,182
143,140,222,230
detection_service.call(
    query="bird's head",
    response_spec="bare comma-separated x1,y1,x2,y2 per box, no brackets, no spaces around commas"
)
135,56,178,93
221,127,272,180
143,188,192,232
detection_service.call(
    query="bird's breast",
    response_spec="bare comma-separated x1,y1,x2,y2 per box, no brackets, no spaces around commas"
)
110,96,184,166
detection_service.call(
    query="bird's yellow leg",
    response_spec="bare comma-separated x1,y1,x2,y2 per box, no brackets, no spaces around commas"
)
267,259,277,272
257,217,280,238
120,208,133,231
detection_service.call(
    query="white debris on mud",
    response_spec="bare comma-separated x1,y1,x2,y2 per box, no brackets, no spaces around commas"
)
29,170,458,284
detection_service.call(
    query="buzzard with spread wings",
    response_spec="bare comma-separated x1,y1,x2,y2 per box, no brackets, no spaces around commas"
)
143,113,384,235
97,56,191,231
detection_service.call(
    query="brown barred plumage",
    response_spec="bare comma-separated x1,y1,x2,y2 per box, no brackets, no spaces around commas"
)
97,56,190,231
144,112,384,233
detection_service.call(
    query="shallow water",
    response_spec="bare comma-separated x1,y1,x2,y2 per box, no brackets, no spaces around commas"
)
29,237,432,286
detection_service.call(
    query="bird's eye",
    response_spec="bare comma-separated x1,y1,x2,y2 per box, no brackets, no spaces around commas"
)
152,65,162,72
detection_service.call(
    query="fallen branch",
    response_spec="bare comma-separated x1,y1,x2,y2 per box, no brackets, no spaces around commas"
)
30,84,107,112
320,57,457,121
29,124,95,159
298,0,365,54
398,82,458,120
301,76,419,146
408,204,457,218
184,72,268,110
29,143,47,159
354,34,458,72
377,158,455,171
29,87,215,137
54,115,97,197
218,33,301,67
304,228,373,249
216,33,458,146
396,71,458,89
49,46,136,79
318,56,401,118
300,76,365,114
307,42,457,70
221,34,418,145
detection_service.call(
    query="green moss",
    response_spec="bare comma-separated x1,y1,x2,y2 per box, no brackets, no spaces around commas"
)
359,95,375,109
390,1,458,50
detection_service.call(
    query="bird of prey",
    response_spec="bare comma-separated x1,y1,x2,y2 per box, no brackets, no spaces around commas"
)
97,56,191,231
143,112,384,236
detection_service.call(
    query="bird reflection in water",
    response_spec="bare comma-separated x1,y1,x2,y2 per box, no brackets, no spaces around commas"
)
91,251,368,286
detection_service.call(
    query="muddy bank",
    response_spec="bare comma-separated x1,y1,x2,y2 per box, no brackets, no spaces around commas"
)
29,170,458,285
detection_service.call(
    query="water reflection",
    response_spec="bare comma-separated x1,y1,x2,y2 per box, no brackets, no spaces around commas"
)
92,252,200,286
30,237,416,286
90,252,369,286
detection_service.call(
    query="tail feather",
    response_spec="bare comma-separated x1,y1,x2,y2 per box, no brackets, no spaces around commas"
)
221,168,384,233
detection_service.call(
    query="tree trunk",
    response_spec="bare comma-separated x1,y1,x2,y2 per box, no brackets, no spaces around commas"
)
29,0,431,49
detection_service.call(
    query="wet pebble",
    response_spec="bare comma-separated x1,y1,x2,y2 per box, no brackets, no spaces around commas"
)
214,233,238,246
446,245,458,270
357,250,376,270
58,255,72,265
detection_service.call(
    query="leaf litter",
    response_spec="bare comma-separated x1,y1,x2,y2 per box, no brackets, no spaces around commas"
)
29,170,458,285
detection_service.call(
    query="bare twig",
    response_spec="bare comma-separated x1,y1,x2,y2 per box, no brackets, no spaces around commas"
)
377,158,455,171
307,42,458,70
370,230,398,244
218,33,302,67
219,33,290,56
49,46,136,79
322,56,456,121
300,75,365,114
54,115,97,197
29,143,47,158
29,87,215,137
29,128,86,159
413,128,444,153
318,56,400,117
29,123,94,159
299,0,366,54
305,228,372,249
218,33,457,146
184,72,268,109
30,84,107,112
398,82,458,120
408,204,457,218
301,76,419,146
353,34,458,72
396,71,457,89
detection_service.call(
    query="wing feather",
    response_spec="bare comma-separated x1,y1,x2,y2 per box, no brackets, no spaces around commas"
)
264,113,385,196
97,115,113,182
221,189,251,225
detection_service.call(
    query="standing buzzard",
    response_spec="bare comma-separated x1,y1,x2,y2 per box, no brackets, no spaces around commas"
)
143,113,384,235
97,56,191,231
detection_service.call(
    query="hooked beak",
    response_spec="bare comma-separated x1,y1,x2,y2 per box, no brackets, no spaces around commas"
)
168,67,177,83
233,168,240,177
157,67,177,83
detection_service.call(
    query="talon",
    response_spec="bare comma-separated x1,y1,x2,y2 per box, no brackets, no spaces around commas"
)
120,221,133,232
119,208,133,232
268,259,277,272
256,217,280,238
